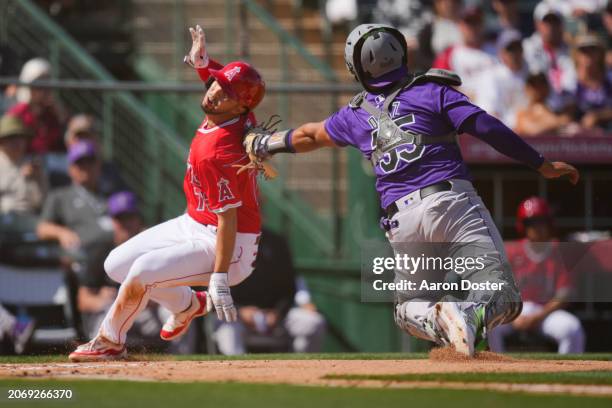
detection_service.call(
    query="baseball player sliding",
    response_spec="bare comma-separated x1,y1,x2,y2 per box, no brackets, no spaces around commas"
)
242,24,580,356
69,26,265,361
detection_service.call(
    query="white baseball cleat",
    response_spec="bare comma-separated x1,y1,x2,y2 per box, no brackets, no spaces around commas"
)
68,335,127,362
434,302,475,357
160,291,207,341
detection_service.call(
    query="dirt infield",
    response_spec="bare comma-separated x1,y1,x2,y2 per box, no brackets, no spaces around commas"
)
1,352,612,396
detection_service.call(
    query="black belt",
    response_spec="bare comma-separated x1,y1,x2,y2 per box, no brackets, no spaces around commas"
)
386,181,452,218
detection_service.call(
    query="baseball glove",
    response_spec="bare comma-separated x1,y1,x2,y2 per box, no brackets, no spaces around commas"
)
236,115,283,180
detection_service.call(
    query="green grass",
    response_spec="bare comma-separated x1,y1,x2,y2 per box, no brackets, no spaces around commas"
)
1,352,612,364
324,370,612,385
0,379,610,408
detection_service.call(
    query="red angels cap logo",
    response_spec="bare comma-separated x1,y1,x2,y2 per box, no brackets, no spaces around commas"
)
217,178,235,202
224,66,242,82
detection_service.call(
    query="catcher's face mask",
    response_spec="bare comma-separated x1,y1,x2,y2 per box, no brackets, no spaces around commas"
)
344,24,408,92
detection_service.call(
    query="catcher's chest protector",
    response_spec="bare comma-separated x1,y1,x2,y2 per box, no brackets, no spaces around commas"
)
349,69,462,167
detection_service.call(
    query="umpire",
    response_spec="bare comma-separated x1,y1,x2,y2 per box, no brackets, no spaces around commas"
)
245,24,579,356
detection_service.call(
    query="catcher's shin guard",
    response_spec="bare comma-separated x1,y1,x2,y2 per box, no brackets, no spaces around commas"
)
483,285,523,331
394,301,447,345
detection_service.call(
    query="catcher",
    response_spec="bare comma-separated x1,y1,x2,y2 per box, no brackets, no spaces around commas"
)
69,25,265,361
241,24,579,356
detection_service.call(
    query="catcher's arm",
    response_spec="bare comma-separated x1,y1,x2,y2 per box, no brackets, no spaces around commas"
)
240,121,336,178
289,121,337,152
244,120,335,160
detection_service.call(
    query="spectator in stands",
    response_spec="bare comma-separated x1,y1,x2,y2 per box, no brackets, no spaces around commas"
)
373,0,432,68
37,141,114,282
545,0,607,19
572,34,612,130
430,0,463,56
488,0,526,36
432,5,497,99
488,197,585,354
475,29,529,129
515,73,573,136
326,0,358,25
0,304,35,355
522,2,576,111
0,115,46,214
6,58,66,154
107,191,144,246
604,2,612,70
60,113,126,195
215,228,326,355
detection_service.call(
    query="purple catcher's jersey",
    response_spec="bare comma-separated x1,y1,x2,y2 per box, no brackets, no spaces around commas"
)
325,81,482,209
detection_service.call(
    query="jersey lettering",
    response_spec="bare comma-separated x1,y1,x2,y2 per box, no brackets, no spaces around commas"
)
368,111,425,174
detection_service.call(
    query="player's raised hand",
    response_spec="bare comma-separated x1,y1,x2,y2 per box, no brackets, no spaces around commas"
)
206,272,238,322
183,24,209,69
538,161,580,185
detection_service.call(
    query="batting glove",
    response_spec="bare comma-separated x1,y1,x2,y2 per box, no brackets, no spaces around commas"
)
183,24,209,69
206,272,238,322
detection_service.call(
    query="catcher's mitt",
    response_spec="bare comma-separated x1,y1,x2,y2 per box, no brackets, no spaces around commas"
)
236,115,283,180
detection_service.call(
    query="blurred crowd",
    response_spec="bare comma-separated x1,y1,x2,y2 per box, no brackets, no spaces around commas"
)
328,0,612,135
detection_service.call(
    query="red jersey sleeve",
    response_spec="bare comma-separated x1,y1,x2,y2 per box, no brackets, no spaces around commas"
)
196,158,242,213
195,58,224,83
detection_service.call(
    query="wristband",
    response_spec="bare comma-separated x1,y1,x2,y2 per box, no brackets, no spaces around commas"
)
266,129,296,155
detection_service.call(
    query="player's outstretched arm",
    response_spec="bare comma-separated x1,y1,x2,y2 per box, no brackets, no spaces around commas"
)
244,120,336,162
461,111,579,185
290,121,337,153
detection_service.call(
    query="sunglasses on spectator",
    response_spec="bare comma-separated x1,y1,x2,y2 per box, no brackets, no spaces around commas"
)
505,42,523,53
542,14,561,24
74,130,95,138
74,156,98,166
113,212,140,223
578,46,602,54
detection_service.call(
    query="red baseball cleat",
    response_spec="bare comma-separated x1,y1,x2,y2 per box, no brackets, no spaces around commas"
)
160,291,207,341
68,336,127,362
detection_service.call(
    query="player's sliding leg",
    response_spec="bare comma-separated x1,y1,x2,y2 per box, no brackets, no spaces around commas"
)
101,219,209,341
69,216,215,362
69,240,213,362
100,240,214,341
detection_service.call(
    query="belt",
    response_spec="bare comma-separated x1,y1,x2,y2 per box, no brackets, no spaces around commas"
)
386,181,452,218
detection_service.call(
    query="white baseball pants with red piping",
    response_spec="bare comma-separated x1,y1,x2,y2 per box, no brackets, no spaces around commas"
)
98,213,259,345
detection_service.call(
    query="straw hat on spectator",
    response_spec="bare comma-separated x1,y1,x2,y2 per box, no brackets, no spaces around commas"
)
0,115,32,140
16,58,51,103
574,33,605,50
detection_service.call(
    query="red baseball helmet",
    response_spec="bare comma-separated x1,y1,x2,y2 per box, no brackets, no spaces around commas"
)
209,61,265,111
516,196,552,235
